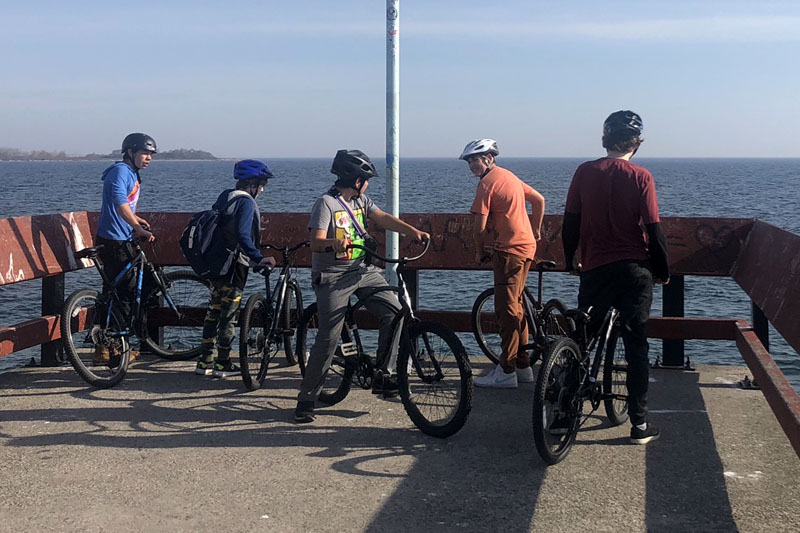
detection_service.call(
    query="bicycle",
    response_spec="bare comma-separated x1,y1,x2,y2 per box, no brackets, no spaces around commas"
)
471,259,574,366
532,305,629,464
238,240,309,391
296,240,473,438
60,239,211,388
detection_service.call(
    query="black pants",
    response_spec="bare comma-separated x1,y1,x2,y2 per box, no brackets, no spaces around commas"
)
95,237,138,322
578,260,654,426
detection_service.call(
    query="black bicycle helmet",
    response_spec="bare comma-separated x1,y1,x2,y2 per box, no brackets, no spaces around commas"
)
603,111,643,136
330,149,378,185
121,133,158,154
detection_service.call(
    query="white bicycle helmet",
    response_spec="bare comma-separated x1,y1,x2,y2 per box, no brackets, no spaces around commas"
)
459,139,499,160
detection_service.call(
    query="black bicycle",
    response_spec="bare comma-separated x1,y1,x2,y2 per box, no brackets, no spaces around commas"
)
60,240,211,388
532,306,629,464
296,240,473,438
471,260,574,365
238,241,309,391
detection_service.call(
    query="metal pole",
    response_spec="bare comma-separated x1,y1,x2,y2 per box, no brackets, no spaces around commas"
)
41,274,65,366
385,0,400,284
662,274,686,367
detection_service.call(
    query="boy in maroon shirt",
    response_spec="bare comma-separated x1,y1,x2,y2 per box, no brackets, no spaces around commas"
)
562,110,670,445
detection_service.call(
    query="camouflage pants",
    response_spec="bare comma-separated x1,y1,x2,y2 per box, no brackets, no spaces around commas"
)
200,280,244,362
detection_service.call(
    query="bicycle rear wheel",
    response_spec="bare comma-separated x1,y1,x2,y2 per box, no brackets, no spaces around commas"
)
141,270,211,360
239,293,279,391
603,328,629,426
471,287,501,364
532,336,584,465
398,321,473,438
280,280,303,366
296,303,355,406
60,289,130,388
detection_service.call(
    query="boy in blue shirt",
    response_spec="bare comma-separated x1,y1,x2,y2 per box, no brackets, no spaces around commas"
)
196,160,276,377
93,132,157,364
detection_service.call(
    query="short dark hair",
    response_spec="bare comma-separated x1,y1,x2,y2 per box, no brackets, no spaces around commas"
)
235,177,266,190
602,132,643,153
334,175,366,189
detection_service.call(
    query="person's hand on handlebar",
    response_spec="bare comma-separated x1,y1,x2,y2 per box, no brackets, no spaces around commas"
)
411,230,430,243
133,224,155,243
258,256,277,268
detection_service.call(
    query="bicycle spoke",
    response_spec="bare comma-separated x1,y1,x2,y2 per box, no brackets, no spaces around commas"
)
400,322,472,438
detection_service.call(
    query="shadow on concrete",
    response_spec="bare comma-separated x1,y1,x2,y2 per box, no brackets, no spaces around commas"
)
644,369,737,531
0,364,739,531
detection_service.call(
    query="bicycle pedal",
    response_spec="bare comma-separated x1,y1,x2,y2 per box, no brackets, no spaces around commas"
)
280,329,294,336
340,342,359,357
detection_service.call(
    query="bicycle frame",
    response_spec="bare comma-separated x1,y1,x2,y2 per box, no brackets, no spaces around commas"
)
257,241,309,335
85,243,180,337
572,306,625,406
344,240,445,383
519,260,559,350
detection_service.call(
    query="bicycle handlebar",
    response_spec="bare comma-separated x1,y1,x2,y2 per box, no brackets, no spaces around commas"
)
346,237,431,264
260,241,310,253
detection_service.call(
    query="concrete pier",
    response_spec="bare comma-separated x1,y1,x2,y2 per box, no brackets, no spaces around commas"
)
1,358,798,532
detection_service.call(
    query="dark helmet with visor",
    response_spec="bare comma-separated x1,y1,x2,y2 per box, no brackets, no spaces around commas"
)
603,110,643,137
331,149,378,185
234,159,273,182
121,133,157,154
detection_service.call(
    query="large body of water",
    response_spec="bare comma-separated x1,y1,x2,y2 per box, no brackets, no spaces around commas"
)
1,158,799,391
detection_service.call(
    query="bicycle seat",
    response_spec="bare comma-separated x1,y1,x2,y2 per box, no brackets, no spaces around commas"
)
566,308,591,324
75,246,102,259
536,260,557,271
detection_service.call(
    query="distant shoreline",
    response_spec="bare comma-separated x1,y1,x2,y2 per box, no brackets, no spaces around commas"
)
0,148,217,162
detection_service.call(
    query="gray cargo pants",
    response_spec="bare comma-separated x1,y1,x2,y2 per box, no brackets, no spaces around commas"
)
298,265,403,402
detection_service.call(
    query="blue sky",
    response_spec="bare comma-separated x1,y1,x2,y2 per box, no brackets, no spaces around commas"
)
1,1,799,158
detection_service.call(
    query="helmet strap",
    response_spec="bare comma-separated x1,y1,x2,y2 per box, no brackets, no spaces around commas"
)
123,149,142,172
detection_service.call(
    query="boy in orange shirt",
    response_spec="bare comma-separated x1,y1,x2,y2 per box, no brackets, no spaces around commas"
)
462,139,545,388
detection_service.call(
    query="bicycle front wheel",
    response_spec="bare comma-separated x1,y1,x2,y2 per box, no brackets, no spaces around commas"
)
296,303,354,406
280,280,303,366
603,327,629,426
398,321,473,438
532,336,583,465
471,287,501,364
239,293,278,391
141,270,211,360
60,289,130,388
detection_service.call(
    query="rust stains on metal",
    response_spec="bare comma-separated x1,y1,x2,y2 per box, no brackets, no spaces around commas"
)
0,315,60,357
735,320,800,459
732,220,800,354
0,212,94,286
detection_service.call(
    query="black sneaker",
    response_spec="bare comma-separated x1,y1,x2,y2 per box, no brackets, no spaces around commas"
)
294,401,315,423
630,423,660,444
372,373,399,399
212,359,240,378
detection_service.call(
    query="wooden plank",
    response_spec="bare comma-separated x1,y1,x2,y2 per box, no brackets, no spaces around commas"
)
0,212,95,286
732,220,800,355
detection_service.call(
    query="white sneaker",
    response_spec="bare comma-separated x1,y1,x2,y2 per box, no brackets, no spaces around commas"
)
475,364,518,389
516,366,534,383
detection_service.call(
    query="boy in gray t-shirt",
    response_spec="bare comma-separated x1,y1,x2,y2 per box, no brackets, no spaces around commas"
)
295,150,429,423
